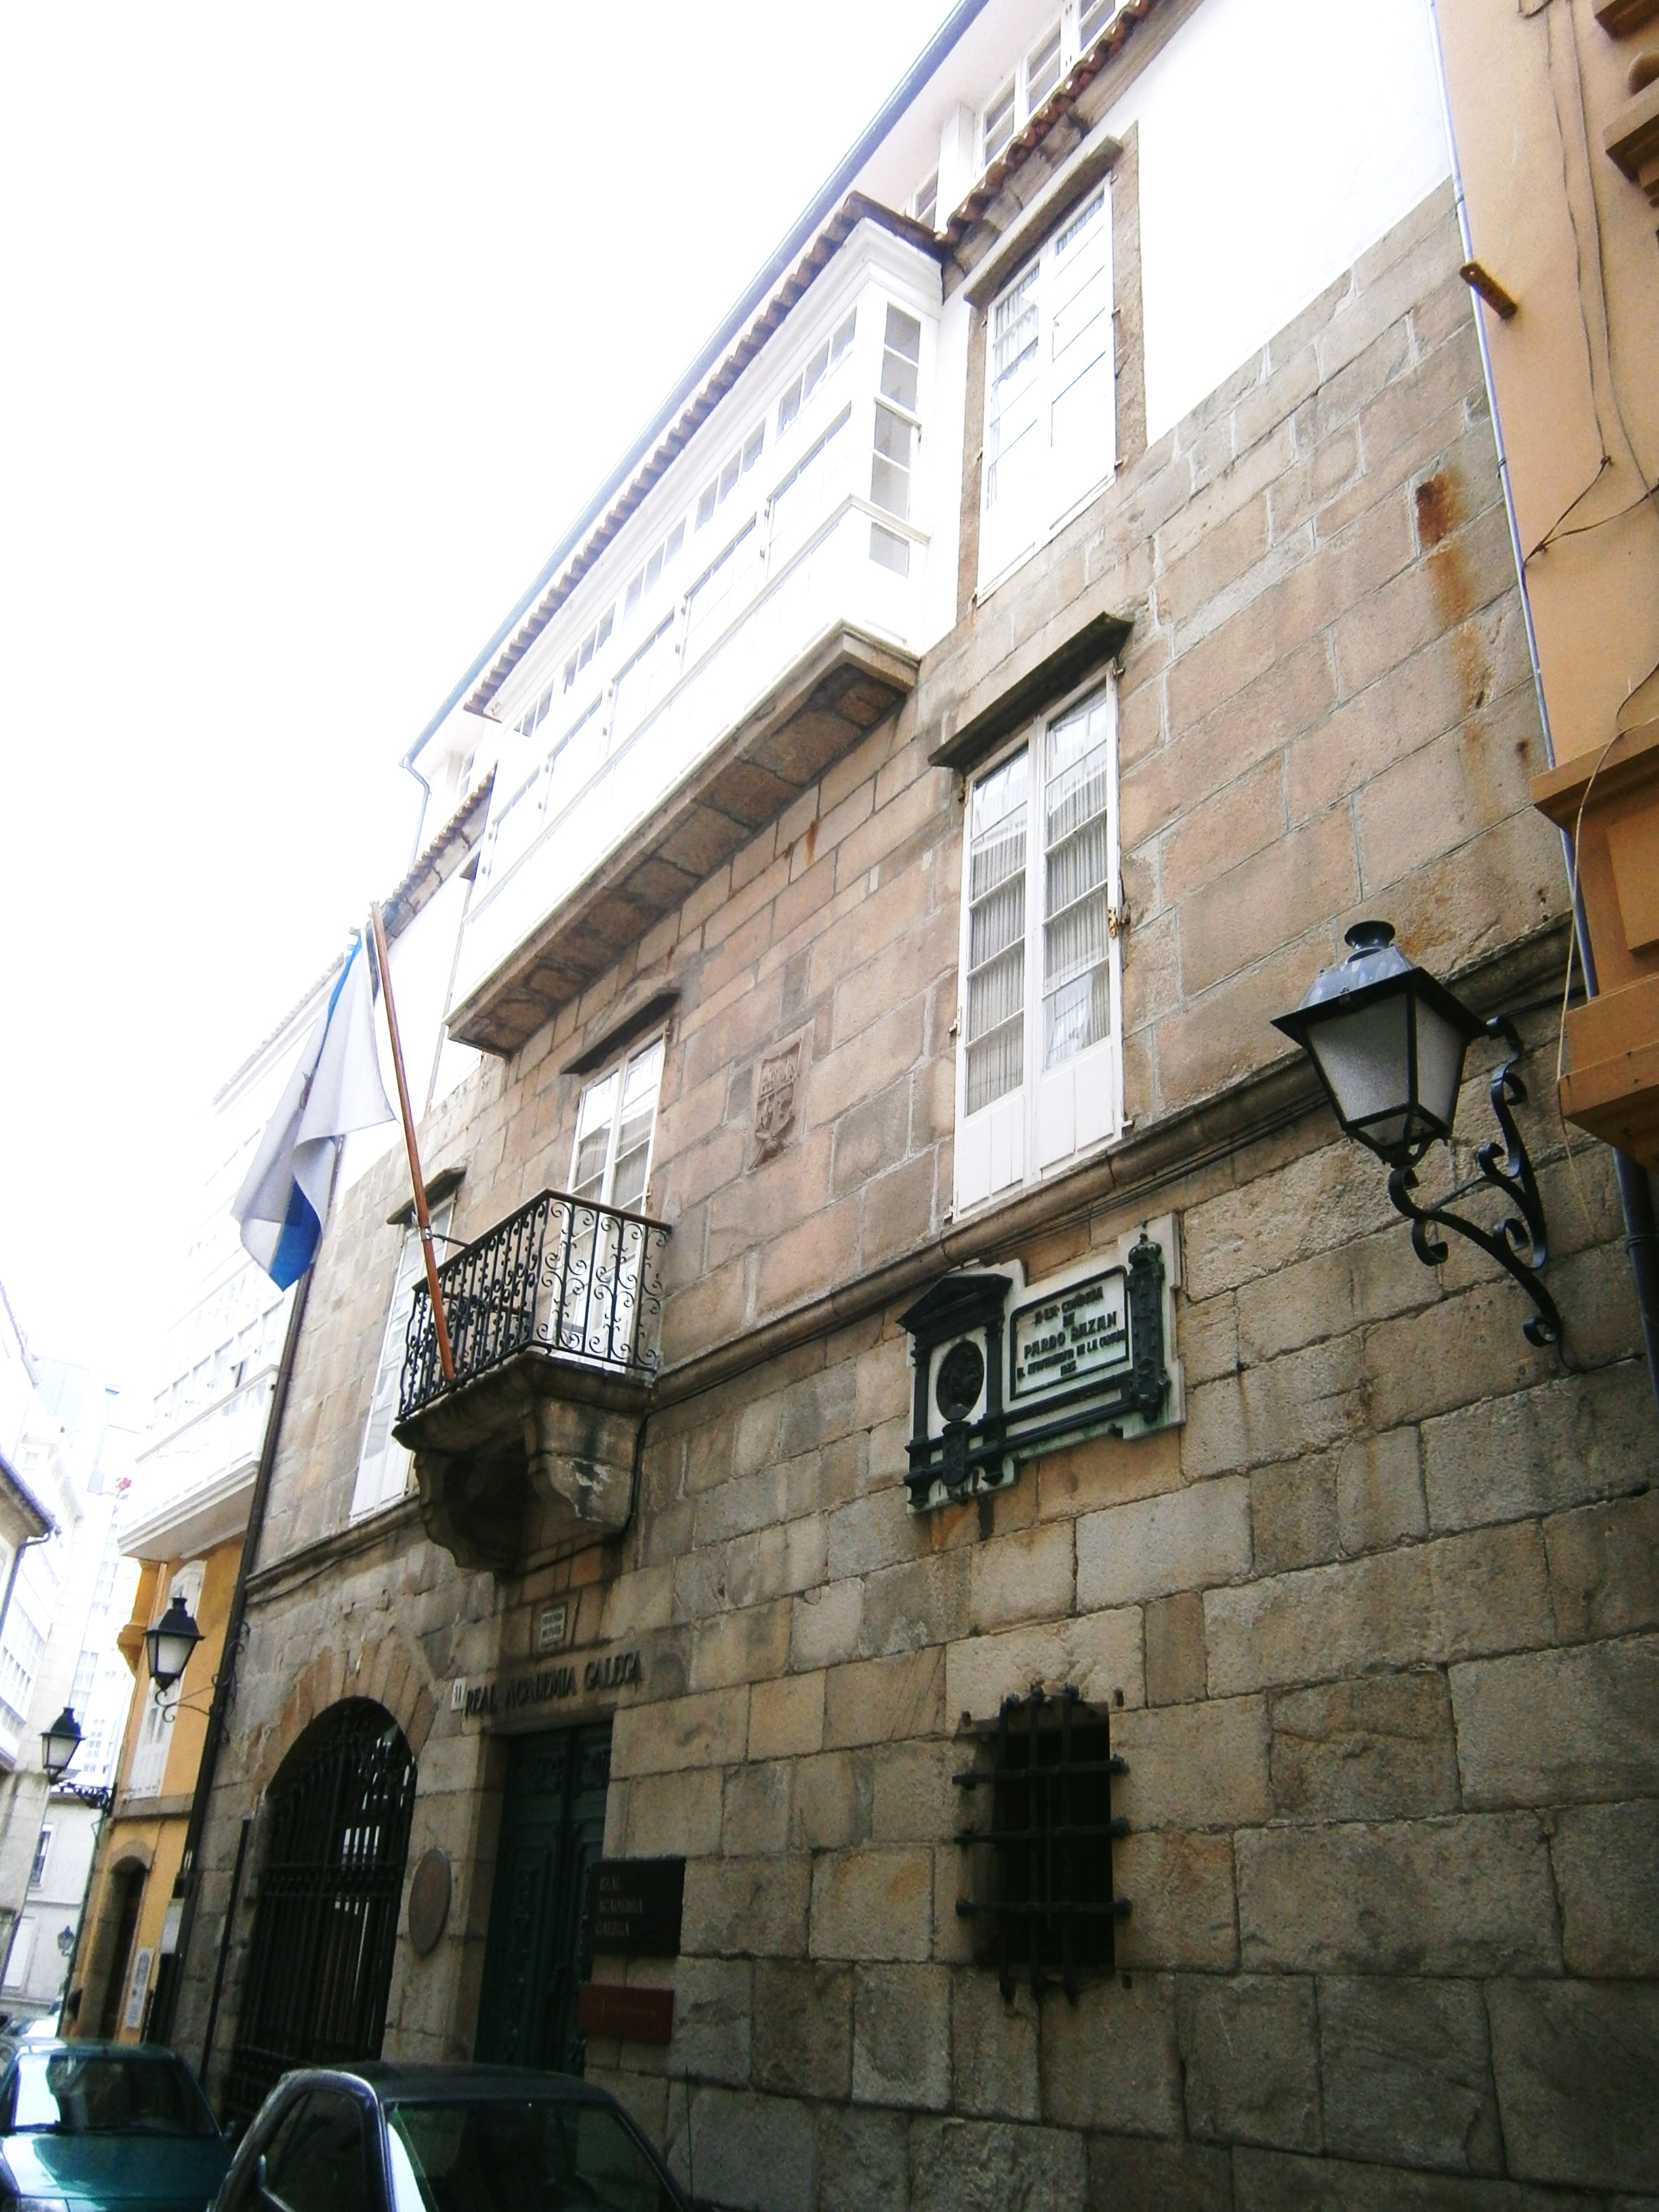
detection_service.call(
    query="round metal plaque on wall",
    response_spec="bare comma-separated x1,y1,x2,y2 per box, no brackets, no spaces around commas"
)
407,1847,451,1957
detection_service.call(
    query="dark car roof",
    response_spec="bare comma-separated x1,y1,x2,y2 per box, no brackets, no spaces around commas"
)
283,2063,614,2107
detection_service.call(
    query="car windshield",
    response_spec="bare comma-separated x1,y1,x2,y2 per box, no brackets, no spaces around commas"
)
5,2051,219,2138
384,2096,679,2212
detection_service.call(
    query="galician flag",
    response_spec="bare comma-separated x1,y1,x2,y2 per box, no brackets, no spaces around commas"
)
232,934,395,1288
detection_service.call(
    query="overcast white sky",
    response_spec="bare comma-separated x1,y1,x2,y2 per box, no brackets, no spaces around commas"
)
0,2,949,1387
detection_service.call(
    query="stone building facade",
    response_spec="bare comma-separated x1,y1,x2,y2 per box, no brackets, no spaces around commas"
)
169,0,1656,2203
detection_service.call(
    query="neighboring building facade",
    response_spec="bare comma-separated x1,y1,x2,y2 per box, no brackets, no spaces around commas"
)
3,1366,141,2024
1437,0,1659,1181
0,1327,140,2024
170,0,1656,2202
0,1290,59,2011
68,972,314,2047
70,781,487,2050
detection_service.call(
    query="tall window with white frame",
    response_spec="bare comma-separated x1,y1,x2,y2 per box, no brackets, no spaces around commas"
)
571,1037,665,1213
956,682,1122,1211
126,1561,206,1800
562,1038,667,1364
352,1197,455,1519
869,305,923,576
981,185,1114,589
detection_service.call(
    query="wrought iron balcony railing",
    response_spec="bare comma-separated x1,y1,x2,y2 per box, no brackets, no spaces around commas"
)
398,1190,670,1421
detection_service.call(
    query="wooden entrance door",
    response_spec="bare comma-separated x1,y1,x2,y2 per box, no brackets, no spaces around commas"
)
474,1723,611,2073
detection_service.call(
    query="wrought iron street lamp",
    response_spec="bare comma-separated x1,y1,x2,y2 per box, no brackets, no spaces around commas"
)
1274,921,1560,1347
144,1594,203,1696
41,1706,84,1784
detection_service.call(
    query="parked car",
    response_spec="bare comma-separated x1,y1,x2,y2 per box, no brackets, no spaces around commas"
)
0,2041,231,2212
211,2065,698,2212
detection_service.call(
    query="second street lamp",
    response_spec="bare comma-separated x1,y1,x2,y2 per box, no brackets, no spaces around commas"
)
144,1593,204,1698
41,1705,84,1784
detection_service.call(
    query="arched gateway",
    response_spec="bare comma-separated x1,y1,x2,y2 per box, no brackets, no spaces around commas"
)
224,1700,417,2124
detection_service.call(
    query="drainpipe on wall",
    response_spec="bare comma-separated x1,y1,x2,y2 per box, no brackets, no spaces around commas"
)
146,1265,314,2056
1425,0,1659,1420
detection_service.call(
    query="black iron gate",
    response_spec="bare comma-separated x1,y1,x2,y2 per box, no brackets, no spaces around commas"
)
474,1723,611,2073
222,1700,417,2125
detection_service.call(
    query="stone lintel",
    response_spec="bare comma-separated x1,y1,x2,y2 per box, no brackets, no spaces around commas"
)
926,609,1132,774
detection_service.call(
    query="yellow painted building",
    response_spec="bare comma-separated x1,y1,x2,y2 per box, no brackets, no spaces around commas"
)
71,1525,243,2045
1437,0,1659,1174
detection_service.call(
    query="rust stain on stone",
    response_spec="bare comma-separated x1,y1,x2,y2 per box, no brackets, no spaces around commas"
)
1452,623,1492,716
1415,472,1478,632
1429,541,1477,633
1414,469,1462,550
804,818,819,868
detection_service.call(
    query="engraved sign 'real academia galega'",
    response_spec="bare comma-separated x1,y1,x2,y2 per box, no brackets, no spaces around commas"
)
459,1647,642,1722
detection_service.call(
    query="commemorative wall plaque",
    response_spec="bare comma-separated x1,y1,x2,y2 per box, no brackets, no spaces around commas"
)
575,1984,675,2045
407,1848,451,1957
585,1857,686,1957
900,1216,1185,1512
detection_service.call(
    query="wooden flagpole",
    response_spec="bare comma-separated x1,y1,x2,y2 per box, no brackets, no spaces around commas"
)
369,903,456,1385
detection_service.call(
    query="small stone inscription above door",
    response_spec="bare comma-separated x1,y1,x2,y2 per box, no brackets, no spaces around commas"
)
752,1037,805,1166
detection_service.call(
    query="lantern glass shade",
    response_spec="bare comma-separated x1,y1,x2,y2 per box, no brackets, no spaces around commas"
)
144,1593,203,1693
41,1706,83,1782
1273,921,1486,1168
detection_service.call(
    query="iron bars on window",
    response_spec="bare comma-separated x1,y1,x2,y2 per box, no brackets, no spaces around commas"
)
398,1190,670,1420
954,1683,1130,2001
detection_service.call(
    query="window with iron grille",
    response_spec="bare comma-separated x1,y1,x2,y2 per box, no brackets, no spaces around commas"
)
954,1684,1129,1999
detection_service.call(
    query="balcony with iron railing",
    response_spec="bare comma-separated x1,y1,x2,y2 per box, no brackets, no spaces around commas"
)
392,1191,670,1572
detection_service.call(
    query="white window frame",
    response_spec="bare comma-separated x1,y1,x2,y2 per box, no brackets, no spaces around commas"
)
977,3,1124,175
980,183,1115,593
569,1035,667,1214
28,1828,51,1891
2,1918,35,1993
562,607,614,694
351,1197,455,1521
954,676,1124,1215
623,518,687,623
476,264,937,905
126,1562,205,1800
695,424,765,534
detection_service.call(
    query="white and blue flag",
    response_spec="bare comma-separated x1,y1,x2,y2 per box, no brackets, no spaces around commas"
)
232,934,394,1288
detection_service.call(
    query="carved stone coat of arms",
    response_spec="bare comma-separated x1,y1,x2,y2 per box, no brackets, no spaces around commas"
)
752,1038,803,1166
